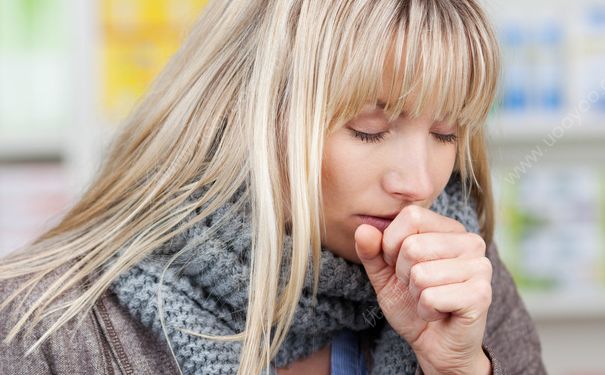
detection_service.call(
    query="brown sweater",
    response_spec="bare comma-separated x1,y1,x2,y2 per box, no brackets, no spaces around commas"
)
0,242,547,374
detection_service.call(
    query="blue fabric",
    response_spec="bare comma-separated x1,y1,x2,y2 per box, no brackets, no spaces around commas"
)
330,329,368,375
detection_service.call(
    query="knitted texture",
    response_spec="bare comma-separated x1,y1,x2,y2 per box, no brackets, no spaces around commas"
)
110,173,480,374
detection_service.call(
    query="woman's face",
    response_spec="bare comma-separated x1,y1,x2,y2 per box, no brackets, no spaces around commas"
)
320,95,458,264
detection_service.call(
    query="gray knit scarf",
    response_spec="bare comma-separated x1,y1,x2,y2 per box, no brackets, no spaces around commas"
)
110,172,480,375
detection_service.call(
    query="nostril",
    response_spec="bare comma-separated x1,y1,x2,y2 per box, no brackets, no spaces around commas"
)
382,170,434,203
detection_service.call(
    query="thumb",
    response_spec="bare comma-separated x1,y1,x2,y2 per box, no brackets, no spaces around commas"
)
355,224,392,293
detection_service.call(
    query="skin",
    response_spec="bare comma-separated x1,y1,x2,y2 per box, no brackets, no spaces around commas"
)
319,97,457,264
278,54,492,375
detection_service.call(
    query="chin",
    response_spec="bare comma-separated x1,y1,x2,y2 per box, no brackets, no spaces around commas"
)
322,242,362,264
339,249,363,264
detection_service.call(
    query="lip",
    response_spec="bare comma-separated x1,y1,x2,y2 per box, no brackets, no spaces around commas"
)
372,212,399,220
356,215,394,232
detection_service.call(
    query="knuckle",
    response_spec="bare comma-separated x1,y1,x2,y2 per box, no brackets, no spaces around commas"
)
401,235,420,261
453,219,466,232
469,232,487,255
382,225,393,240
409,264,425,287
466,309,483,323
382,237,395,257
476,280,493,305
477,257,493,277
418,287,435,307
401,205,423,225
382,227,398,251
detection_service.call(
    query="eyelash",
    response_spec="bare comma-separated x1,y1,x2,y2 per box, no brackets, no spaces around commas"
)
350,129,457,144
350,129,386,143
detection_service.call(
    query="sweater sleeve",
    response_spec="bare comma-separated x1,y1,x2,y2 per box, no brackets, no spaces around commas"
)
482,241,547,374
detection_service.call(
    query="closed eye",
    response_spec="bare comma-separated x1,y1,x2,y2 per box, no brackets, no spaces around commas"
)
431,133,457,144
349,129,386,143
350,129,457,145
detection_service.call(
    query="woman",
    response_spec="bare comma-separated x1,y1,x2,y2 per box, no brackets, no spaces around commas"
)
0,1,546,374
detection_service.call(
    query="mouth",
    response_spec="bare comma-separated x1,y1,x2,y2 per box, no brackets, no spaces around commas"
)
356,215,394,232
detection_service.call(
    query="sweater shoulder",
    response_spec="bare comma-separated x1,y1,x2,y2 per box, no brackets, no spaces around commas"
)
94,288,182,374
0,264,180,374
0,265,108,374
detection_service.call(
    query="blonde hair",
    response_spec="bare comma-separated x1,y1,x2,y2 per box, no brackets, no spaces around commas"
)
0,1,500,374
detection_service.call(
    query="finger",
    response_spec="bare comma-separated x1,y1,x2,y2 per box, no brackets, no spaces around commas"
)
395,233,488,285
382,205,467,266
407,257,493,301
354,224,392,293
417,279,492,323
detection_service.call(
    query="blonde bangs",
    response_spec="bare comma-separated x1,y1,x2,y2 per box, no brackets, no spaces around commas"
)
325,0,500,133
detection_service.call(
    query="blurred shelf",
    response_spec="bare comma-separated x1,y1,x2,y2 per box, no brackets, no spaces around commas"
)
487,114,605,145
486,115,605,163
521,288,605,321
0,136,66,163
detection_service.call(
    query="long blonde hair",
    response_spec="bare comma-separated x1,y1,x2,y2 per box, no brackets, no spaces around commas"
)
0,1,500,374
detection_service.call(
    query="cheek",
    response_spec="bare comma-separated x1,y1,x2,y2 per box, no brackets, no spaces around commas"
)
322,137,362,192
321,135,373,218
430,145,458,193
435,145,457,171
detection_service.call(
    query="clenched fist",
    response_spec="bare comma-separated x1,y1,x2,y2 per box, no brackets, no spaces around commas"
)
355,205,493,375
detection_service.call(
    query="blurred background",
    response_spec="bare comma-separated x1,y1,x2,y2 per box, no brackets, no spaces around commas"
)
0,0,604,373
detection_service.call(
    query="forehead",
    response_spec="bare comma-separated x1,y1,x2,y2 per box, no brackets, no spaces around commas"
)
377,44,439,117
325,0,499,131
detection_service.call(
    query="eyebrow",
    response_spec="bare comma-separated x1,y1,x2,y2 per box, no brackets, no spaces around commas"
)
375,99,457,127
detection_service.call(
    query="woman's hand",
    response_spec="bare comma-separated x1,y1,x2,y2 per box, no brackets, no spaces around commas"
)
355,205,493,375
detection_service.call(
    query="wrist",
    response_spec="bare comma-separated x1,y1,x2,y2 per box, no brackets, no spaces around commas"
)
471,347,492,375
415,347,492,375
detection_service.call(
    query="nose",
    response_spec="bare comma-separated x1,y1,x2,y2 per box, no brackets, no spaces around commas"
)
381,139,434,203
